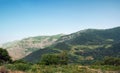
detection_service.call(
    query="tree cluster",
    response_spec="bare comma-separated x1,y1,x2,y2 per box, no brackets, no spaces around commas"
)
40,51,68,65
102,57,120,66
0,48,12,65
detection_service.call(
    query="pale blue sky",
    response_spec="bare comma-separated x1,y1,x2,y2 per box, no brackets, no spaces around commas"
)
0,0,120,44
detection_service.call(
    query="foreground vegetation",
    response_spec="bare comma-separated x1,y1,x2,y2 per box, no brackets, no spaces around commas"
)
0,48,120,73
0,64,119,73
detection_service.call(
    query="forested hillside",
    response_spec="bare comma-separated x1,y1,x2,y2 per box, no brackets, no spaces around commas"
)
23,27,120,64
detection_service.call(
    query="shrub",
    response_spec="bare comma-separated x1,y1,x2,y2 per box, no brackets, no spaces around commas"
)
6,63,31,71
102,57,120,66
40,51,68,65
93,57,120,66
58,51,69,65
40,54,59,65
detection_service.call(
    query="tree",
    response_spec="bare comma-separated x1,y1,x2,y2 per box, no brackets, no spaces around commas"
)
0,48,12,65
40,51,69,65
102,57,120,66
40,54,59,65
58,51,69,65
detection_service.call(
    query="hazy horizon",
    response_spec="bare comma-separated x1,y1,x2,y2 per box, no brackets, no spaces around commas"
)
1,26,120,45
0,0,120,44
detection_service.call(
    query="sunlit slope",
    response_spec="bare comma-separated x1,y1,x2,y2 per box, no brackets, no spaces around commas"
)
2,34,64,60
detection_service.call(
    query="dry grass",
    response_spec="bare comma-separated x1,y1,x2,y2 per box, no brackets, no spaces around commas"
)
0,66,8,73
8,70,25,73
2,64,120,73
0,66,25,73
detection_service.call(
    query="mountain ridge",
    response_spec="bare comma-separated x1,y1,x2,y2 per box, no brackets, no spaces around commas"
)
23,27,120,63
2,27,120,64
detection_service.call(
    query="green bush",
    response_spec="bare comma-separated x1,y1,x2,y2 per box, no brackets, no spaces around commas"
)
6,63,31,71
40,51,68,65
40,54,59,65
58,51,69,65
102,57,120,66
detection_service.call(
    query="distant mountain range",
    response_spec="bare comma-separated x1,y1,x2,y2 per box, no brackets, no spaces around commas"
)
2,27,120,64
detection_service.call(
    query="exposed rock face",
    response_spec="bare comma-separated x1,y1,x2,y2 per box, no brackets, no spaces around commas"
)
2,34,63,60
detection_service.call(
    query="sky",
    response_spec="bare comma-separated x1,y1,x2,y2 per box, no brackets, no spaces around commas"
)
0,0,120,44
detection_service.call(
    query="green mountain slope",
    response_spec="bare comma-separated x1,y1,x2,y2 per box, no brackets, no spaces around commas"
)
23,27,120,64
57,27,120,45
2,34,64,60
